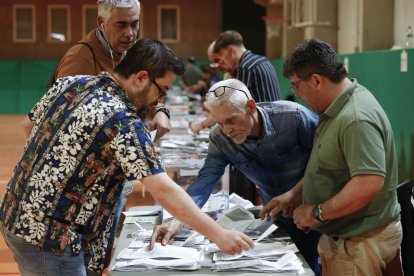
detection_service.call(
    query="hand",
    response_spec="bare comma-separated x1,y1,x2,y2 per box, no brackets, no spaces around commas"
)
150,112,171,142
292,204,319,230
212,229,254,255
190,121,204,134
149,219,182,250
259,190,301,220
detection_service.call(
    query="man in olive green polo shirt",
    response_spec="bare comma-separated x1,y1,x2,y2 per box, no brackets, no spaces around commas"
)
278,39,401,275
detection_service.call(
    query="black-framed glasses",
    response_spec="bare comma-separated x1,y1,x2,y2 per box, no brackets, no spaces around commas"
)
289,74,314,94
207,86,250,99
151,77,168,99
289,78,307,94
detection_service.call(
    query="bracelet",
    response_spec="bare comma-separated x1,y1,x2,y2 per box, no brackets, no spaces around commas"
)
317,204,327,222
155,106,170,119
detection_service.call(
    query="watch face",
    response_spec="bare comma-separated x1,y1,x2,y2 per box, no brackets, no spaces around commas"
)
312,205,320,220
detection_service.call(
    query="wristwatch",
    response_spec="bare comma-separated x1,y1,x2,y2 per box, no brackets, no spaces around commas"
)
311,204,326,222
155,105,170,119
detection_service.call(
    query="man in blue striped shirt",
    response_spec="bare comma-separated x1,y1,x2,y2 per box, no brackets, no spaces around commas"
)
213,30,281,102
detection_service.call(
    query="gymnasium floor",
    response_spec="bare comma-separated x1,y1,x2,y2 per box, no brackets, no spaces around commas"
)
0,115,25,275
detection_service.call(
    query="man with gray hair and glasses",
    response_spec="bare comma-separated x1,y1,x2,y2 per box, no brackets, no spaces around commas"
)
151,78,322,276
50,0,170,141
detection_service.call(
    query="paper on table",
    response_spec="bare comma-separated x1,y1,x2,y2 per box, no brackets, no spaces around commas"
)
117,243,201,261
215,205,255,231
179,169,200,176
112,257,200,271
150,130,157,142
212,252,304,273
122,209,161,217
255,223,278,243
123,216,158,224
162,191,228,222
228,193,255,209
180,231,202,247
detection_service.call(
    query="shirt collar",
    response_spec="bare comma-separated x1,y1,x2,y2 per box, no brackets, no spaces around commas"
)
239,50,251,64
99,72,138,114
96,29,123,56
323,78,358,118
256,105,275,137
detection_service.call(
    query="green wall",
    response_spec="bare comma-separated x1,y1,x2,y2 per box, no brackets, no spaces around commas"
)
1,49,413,180
0,60,57,113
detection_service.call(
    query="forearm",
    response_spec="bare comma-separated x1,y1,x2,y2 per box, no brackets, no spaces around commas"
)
144,173,222,240
186,153,229,208
321,174,384,220
290,178,304,197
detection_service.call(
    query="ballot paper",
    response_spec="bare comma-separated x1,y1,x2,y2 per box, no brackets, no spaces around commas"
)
149,130,157,142
122,209,161,217
179,169,200,176
128,235,208,250
255,223,278,243
215,205,256,232
117,243,201,261
162,191,229,222
212,242,304,273
228,193,255,209
212,252,305,274
112,243,203,271
214,248,290,262
213,242,299,262
123,216,158,225
112,258,200,272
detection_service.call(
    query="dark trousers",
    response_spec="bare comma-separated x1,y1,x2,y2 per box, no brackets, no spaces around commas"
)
276,214,321,276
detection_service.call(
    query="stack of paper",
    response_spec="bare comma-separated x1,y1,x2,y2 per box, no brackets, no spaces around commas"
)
112,243,203,271
212,252,305,273
216,205,256,231
212,247,304,273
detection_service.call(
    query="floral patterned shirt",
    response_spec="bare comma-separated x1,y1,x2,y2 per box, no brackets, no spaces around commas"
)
0,72,164,271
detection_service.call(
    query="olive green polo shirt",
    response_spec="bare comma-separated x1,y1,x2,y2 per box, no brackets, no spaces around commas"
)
303,79,400,238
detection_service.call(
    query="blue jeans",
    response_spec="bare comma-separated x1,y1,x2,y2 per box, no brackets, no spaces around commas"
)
0,223,87,276
103,180,133,268
276,214,321,276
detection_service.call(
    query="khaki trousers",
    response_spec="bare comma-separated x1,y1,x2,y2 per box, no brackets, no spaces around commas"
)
318,220,402,276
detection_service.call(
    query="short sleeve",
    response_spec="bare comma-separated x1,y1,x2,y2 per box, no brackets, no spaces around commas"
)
342,120,386,177
28,77,72,122
110,120,164,180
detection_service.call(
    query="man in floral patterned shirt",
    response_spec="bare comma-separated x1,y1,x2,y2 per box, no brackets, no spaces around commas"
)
0,38,254,275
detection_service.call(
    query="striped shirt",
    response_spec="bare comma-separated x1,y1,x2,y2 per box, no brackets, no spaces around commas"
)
233,50,281,102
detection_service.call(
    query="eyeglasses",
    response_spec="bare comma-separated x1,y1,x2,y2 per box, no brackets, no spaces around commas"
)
207,86,250,99
289,78,307,94
151,77,168,99
289,74,314,94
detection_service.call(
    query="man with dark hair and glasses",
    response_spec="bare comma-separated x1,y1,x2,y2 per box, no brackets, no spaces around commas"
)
0,39,254,275
151,78,322,275
282,38,402,275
